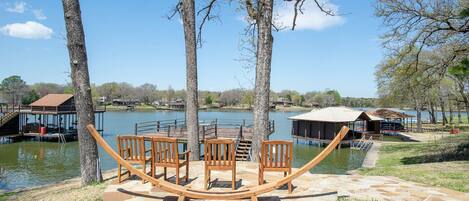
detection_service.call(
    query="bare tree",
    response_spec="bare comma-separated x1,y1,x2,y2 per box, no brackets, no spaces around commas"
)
243,0,336,162
375,0,468,71
168,0,337,162
243,0,274,162
61,0,102,185
179,0,200,160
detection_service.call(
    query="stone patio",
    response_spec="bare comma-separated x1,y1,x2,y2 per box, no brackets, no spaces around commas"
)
103,161,468,201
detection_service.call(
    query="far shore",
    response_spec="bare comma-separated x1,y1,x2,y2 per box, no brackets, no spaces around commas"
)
102,105,313,112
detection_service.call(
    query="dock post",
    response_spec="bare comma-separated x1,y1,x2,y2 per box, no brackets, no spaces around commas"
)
156,121,160,132
134,123,137,135
215,123,218,138
174,120,177,129
271,120,275,132
167,125,171,137
202,125,205,142
239,125,243,139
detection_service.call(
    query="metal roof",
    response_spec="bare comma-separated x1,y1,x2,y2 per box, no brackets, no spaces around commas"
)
30,94,73,107
289,107,383,122
366,108,414,119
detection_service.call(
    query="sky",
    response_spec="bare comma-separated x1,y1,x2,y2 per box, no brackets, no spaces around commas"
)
0,0,384,98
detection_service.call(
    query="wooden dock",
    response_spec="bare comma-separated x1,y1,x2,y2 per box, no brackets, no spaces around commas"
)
134,119,275,141
134,118,275,161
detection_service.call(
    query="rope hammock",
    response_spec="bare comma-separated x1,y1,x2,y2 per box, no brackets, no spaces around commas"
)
86,124,350,200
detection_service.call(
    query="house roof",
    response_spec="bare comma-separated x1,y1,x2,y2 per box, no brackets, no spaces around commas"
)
366,108,414,119
30,94,73,107
288,107,383,122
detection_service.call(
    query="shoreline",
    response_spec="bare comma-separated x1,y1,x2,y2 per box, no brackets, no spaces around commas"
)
103,105,313,112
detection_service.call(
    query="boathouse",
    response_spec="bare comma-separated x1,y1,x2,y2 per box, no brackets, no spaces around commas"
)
366,108,414,132
19,94,105,141
289,107,382,145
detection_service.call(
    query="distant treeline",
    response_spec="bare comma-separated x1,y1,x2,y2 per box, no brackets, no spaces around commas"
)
0,76,377,108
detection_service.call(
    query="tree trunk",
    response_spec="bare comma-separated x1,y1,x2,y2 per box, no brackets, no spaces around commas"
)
416,107,423,133
61,0,102,185
448,101,453,124
429,101,436,124
463,96,469,123
465,103,469,124
457,103,462,124
439,96,447,126
252,0,274,162
181,0,199,161
455,80,469,123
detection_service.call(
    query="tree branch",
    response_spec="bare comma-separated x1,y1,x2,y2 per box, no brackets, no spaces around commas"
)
196,0,217,47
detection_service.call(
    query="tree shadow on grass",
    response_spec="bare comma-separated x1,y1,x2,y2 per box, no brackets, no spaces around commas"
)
400,142,469,164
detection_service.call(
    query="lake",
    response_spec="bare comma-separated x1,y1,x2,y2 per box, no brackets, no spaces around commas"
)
0,111,366,191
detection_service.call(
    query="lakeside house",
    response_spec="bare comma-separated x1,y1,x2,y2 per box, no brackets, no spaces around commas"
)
289,107,383,145
96,96,107,105
271,97,293,107
112,98,140,106
168,99,185,109
303,101,320,108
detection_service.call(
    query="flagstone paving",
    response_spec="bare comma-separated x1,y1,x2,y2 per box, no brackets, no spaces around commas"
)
103,161,469,201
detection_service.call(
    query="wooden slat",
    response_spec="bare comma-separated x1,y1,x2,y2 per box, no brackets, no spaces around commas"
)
280,144,284,167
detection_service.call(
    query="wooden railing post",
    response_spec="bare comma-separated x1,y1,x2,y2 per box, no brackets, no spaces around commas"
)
156,121,160,132
242,119,246,126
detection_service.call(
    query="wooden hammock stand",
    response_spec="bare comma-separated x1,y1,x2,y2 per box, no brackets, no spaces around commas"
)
86,124,350,201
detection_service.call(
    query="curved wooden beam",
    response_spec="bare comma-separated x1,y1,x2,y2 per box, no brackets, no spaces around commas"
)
86,124,349,200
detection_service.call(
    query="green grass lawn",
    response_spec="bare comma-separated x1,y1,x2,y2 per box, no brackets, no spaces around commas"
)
0,192,16,201
358,134,469,192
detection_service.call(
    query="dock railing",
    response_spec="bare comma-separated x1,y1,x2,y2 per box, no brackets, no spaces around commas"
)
134,118,275,139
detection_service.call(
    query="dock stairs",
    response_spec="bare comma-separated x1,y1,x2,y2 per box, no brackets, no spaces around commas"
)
351,135,373,151
0,112,20,136
0,112,18,127
236,139,252,161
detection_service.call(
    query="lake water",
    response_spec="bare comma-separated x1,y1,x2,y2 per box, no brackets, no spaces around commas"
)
0,111,366,191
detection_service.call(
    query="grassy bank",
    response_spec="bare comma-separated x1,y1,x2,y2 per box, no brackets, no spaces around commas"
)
0,170,116,201
358,133,469,192
0,192,16,201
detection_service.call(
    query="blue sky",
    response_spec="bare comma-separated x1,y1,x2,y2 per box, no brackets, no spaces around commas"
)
0,0,384,98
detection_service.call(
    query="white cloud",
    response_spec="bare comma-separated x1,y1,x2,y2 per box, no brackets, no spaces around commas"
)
6,1,27,13
1,21,53,39
33,9,47,20
276,0,344,31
